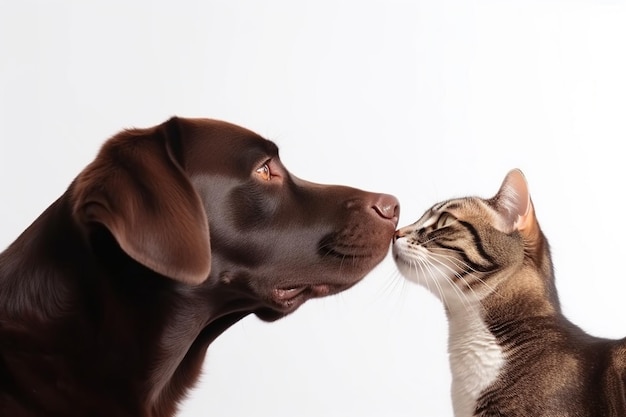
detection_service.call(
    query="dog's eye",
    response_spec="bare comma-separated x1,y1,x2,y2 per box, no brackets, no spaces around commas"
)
255,163,272,181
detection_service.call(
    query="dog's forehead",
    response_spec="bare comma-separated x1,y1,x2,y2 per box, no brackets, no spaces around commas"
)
181,118,280,174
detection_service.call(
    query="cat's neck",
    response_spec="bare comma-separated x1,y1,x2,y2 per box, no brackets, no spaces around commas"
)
446,300,505,417
481,263,559,319
445,265,560,417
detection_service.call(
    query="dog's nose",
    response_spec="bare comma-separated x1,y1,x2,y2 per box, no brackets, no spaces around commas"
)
372,194,400,222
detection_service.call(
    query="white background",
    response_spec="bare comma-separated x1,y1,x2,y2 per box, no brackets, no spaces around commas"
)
1,1,625,416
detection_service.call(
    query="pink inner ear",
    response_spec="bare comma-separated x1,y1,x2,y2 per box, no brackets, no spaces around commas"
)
497,169,532,231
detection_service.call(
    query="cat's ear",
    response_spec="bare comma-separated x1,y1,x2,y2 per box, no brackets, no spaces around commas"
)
493,169,537,237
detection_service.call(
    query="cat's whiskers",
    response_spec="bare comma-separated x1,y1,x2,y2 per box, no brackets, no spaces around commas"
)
412,257,438,299
425,253,474,314
431,247,505,301
409,250,461,312
377,268,409,302
367,269,412,321
424,257,452,306
450,259,504,304
411,254,449,304
420,247,503,319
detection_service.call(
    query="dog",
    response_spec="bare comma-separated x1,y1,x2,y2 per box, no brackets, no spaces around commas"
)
0,117,399,417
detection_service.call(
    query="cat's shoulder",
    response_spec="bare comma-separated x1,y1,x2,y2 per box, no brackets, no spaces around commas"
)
605,339,626,389
599,340,626,411
610,340,626,370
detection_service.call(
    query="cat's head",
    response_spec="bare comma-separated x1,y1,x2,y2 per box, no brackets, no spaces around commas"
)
392,169,552,308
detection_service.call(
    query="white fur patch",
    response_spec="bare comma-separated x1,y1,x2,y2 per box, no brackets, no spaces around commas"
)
447,305,504,417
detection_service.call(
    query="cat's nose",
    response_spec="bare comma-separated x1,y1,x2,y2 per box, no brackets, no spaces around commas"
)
393,228,407,242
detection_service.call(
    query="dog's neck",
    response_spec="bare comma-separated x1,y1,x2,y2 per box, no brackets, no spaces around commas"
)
0,196,257,416
146,282,258,412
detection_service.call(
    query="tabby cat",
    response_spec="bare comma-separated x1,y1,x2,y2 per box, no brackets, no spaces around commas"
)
392,169,626,417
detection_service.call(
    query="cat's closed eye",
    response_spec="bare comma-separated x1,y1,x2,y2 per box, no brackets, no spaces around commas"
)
435,212,456,229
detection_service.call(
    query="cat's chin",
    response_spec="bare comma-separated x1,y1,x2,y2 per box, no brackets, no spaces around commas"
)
393,261,425,288
393,254,443,288
394,266,438,294
393,254,428,285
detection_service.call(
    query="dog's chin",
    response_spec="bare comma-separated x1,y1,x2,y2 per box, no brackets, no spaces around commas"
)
254,283,351,322
254,309,290,322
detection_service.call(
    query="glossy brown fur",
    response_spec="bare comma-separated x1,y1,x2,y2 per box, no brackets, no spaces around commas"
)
0,117,399,417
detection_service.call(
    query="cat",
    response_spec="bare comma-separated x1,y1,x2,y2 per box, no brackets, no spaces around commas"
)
392,168,626,417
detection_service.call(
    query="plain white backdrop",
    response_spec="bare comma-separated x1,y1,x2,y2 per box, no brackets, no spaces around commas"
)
1,1,625,416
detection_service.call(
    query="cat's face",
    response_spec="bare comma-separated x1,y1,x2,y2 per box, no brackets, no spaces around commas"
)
392,169,536,307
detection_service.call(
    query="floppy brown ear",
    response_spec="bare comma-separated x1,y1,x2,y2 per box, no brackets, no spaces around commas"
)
71,117,211,285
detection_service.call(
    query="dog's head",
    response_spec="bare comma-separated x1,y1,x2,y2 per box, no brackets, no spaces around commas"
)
72,117,399,321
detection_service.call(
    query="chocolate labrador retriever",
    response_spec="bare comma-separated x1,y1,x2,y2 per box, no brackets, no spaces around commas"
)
0,117,399,417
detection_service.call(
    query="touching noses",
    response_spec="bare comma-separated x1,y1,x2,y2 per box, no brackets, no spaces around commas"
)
372,194,400,223
393,228,406,243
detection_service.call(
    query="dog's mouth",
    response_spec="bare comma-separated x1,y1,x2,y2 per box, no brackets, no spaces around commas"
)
273,284,332,304
254,284,344,322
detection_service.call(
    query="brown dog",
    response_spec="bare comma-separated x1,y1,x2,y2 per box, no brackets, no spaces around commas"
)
0,117,399,417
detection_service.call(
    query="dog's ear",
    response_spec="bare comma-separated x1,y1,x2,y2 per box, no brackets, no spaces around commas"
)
71,117,211,285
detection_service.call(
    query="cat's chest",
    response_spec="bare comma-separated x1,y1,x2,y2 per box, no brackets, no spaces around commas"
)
447,306,505,417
